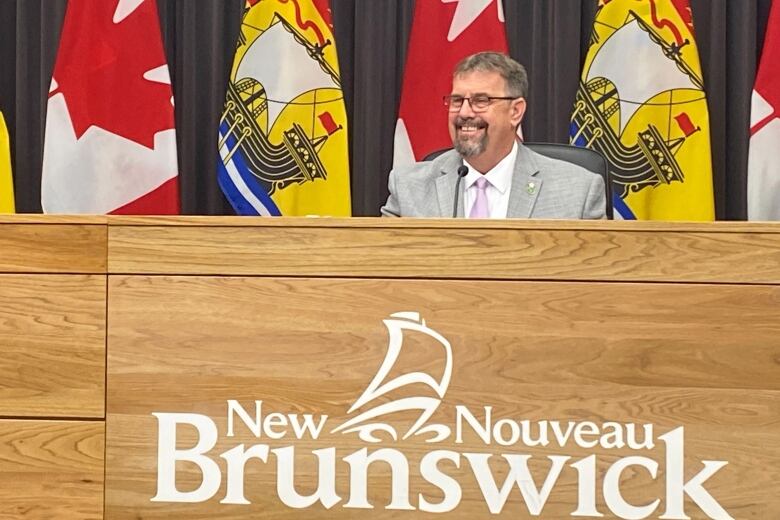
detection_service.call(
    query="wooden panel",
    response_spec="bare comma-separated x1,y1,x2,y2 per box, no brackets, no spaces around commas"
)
0,420,104,519
107,218,780,283
105,276,780,518
106,215,780,233
0,217,106,273
0,275,106,418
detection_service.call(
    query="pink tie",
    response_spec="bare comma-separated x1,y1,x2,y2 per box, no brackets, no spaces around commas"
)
469,177,490,218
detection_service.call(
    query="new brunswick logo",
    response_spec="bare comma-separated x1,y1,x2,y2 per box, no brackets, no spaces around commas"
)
151,312,734,519
331,312,453,443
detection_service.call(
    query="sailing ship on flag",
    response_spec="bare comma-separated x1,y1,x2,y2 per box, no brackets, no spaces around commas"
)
218,0,351,216
571,1,714,220
332,312,453,444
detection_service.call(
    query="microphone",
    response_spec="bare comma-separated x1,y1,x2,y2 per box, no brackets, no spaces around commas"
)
452,165,469,218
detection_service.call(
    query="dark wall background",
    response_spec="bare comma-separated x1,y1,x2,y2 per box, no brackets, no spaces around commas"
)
0,0,772,218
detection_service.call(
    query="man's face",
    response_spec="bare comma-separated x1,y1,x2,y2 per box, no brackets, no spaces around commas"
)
448,70,526,162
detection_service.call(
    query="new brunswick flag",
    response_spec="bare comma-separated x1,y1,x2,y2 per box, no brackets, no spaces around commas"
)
0,111,13,213
217,0,351,216
571,0,714,220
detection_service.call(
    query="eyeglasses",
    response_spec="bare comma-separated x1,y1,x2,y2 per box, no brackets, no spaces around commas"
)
443,94,517,112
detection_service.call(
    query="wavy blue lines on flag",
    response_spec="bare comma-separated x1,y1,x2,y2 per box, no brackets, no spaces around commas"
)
217,120,280,216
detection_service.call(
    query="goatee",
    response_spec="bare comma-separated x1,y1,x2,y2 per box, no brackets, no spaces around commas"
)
452,116,488,157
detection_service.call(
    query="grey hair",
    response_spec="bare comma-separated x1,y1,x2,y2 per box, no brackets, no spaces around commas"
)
453,51,529,99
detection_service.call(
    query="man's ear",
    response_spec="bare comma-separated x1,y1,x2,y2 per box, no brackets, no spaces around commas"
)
511,97,527,127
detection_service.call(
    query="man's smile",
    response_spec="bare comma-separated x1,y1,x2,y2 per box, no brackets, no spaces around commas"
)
455,117,487,137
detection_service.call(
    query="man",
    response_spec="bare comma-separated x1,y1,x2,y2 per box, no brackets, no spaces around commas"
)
381,52,606,219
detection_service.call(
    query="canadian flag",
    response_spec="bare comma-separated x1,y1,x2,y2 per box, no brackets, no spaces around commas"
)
748,0,780,221
42,0,179,214
393,0,510,167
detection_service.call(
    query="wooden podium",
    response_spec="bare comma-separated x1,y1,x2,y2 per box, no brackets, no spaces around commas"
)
1,216,779,519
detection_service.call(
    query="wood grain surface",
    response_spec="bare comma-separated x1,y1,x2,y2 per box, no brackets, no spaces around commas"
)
105,276,780,518
0,275,106,418
0,420,104,519
1,216,777,518
107,218,780,283
105,215,780,233
0,218,106,273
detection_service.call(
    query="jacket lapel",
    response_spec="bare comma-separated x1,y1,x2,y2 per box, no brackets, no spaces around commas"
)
434,152,465,217
507,144,542,218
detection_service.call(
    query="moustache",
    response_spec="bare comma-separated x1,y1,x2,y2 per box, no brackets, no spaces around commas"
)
454,117,488,129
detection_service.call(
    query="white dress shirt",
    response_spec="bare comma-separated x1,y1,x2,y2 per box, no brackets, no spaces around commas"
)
463,141,517,218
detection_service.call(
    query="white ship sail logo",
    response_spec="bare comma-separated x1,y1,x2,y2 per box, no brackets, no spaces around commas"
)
331,312,453,443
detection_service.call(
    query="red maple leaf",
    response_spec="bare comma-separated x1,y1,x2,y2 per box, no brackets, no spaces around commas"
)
50,0,174,149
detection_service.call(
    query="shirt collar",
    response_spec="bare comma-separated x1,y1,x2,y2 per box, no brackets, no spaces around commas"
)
464,140,517,194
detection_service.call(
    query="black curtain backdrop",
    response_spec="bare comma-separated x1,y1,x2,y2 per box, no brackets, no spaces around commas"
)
0,0,772,218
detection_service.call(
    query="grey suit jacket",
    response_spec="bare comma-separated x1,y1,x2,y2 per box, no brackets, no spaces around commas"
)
381,144,606,219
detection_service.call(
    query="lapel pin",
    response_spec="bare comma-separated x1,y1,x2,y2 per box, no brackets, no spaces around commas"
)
526,181,536,194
